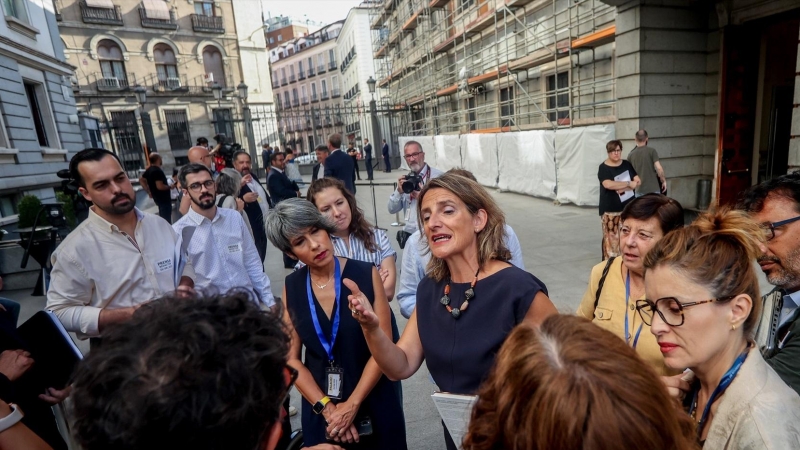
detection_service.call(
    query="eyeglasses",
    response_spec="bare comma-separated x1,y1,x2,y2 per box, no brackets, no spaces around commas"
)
608,149,622,154
404,151,424,160
187,180,215,192
635,296,735,327
761,215,800,241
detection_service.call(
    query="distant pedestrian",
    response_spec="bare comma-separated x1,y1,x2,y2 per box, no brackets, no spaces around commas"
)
363,138,374,180
347,142,361,181
382,139,392,172
324,133,356,194
266,151,301,269
628,129,667,196
233,151,270,263
312,144,329,182
598,140,640,259
261,144,272,172
138,153,172,223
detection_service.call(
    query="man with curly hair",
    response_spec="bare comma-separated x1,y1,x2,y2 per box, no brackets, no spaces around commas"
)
70,293,340,450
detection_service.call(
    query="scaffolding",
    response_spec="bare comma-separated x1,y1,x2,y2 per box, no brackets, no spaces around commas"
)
369,0,617,140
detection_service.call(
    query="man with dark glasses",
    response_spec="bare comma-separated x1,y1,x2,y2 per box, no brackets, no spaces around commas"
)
69,293,340,450
739,173,800,395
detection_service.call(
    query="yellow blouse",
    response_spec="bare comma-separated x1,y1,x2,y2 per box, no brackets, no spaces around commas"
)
577,257,679,376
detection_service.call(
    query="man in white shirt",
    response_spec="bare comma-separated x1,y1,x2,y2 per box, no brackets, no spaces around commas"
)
233,151,271,263
47,148,194,341
387,140,443,238
173,163,275,307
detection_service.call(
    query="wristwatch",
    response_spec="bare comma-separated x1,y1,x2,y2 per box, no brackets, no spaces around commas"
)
0,403,23,433
312,396,331,415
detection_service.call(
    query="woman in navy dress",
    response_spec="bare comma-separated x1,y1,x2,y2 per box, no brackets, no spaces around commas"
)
265,198,406,449
349,171,558,450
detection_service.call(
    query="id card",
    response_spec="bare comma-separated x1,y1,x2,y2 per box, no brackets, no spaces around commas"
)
326,366,344,400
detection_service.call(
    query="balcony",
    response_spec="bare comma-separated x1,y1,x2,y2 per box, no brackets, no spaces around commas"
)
311,93,319,103
80,2,123,25
317,64,326,74
324,118,333,128
321,91,329,101
298,70,306,80
301,96,309,105
283,100,291,109
96,73,134,91
191,14,224,33
281,78,287,86
152,74,188,93
308,67,316,77
289,74,296,83
304,120,312,131
272,79,279,89
334,116,344,126
328,61,337,71
292,98,299,107
139,8,177,30
331,88,341,98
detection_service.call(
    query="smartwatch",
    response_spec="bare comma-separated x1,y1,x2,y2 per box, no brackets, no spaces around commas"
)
312,396,331,415
0,403,23,433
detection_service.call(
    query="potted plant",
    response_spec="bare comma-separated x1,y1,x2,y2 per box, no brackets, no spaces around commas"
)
17,195,42,229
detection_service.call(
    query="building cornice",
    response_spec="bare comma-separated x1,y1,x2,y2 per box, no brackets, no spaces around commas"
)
0,36,75,74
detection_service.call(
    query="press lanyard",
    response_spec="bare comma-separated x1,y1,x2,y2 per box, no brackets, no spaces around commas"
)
306,257,342,365
624,272,644,349
690,349,749,440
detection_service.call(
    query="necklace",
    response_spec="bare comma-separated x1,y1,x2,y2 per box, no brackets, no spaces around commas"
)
311,272,334,289
440,268,480,319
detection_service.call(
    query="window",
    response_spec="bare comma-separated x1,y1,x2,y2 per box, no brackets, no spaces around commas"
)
457,0,475,14
202,45,225,86
547,72,569,123
321,79,327,95
301,85,307,101
269,37,274,44
329,49,336,65
277,34,282,41
0,193,20,218
307,135,314,150
97,39,127,88
317,54,325,67
283,91,290,106
2,0,29,23
24,81,53,147
299,61,304,73
500,86,515,127
292,88,298,102
213,108,233,140
194,1,213,16
164,110,191,150
0,110,10,149
311,83,317,96
290,66,295,77
154,44,179,88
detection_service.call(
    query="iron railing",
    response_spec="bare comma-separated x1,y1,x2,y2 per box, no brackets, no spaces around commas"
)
191,14,224,33
96,72,135,91
139,8,177,30
80,1,123,25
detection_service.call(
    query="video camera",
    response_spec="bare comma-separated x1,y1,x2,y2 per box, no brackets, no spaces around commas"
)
402,171,423,194
213,134,242,167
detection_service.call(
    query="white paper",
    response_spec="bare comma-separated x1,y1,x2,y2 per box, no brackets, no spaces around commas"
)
431,392,478,449
614,170,634,203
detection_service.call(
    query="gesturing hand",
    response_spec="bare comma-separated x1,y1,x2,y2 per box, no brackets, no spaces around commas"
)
343,278,379,331
242,192,258,203
0,349,34,381
39,386,72,404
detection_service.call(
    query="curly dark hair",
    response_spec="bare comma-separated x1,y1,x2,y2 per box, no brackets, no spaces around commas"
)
306,177,378,253
737,171,800,213
70,292,290,450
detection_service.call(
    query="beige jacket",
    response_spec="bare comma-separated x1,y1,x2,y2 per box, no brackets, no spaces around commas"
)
704,348,800,449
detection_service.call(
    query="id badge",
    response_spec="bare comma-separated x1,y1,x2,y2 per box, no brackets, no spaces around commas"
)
326,365,344,400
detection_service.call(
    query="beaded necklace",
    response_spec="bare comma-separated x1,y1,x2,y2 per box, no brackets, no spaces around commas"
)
440,268,480,319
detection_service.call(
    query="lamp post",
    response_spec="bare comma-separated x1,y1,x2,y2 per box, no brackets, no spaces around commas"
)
211,82,224,137
238,82,259,173
133,85,157,161
366,76,384,171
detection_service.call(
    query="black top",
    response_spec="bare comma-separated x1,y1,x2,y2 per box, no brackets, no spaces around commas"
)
364,143,372,158
143,166,170,204
267,168,299,204
417,266,547,394
284,258,406,449
597,160,637,215
324,150,356,193
238,173,268,244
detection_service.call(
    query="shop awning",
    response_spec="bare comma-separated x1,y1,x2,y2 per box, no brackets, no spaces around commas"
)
85,0,114,8
142,0,170,20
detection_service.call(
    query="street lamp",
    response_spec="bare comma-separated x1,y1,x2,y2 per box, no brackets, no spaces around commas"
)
211,81,223,108
237,82,258,171
132,85,157,158
365,76,383,171
237,82,248,101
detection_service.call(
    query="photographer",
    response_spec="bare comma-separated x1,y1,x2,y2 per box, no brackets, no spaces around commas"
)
211,134,241,171
387,141,442,248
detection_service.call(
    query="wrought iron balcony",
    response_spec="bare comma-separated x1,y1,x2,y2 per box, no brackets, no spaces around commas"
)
311,93,319,103
139,8,177,30
272,80,279,89
289,74,296,83
331,88,341,98
298,70,306,80
301,96,309,105
292,98,299,107
324,118,333,128
96,73,134,91
308,67,316,77
284,100,291,109
80,2,123,25
152,74,188,93
281,78,287,86
321,91,329,101
329,61,337,71
317,64,326,74
191,14,224,33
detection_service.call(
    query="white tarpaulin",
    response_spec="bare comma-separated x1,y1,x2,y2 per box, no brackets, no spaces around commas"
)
497,130,557,199
555,124,615,206
437,135,462,172
461,134,499,187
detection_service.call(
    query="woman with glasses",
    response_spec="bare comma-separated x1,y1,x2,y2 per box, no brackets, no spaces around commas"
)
265,198,407,449
216,168,252,237
577,194,684,376
638,209,800,447
598,140,641,259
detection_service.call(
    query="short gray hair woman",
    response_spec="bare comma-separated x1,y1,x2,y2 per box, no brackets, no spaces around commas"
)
216,168,252,237
265,198,335,251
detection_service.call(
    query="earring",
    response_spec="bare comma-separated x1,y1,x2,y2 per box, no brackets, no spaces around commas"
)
731,324,737,331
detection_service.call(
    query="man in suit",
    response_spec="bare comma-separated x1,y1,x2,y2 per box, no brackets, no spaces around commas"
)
382,139,392,172
233,151,270,264
323,133,356,194
363,138,374,180
267,152,301,268
312,144,329,182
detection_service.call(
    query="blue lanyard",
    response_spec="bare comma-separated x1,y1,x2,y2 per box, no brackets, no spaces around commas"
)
306,257,342,365
624,272,644,349
690,349,748,440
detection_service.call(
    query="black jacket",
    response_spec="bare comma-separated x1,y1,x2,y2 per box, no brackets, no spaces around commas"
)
312,163,322,182
238,174,269,240
267,168,299,204
324,150,355,193
364,143,373,159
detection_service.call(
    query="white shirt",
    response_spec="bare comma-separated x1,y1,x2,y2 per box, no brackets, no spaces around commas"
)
387,164,444,233
47,207,180,338
780,291,800,327
173,207,275,307
245,174,270,219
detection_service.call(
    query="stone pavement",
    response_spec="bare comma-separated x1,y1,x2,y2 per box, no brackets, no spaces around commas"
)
1,167,603,450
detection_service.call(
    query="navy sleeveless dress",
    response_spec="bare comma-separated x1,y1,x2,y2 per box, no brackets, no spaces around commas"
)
417,265,548,450
285,258,407,449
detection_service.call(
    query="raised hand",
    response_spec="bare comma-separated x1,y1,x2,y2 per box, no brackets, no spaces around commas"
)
342,278,379,330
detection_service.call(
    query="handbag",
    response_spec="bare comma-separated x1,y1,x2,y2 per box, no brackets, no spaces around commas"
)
396,230,412,249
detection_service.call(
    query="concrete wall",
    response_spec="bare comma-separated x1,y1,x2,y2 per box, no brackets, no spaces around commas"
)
614,0,718,209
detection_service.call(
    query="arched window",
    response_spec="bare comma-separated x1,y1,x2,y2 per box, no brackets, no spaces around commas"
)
154,43,178,88
97,39,127,88
202,45,225,87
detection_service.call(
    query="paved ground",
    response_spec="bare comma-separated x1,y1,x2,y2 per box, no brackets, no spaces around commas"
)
3,167,604,449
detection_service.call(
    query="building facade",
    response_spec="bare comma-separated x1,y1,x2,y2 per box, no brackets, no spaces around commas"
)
0,0,83,223
57,0,245,170
265,15,308,50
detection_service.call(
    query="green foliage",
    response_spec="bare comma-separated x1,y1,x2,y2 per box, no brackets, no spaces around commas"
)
55,191,77,229
16,195,42,229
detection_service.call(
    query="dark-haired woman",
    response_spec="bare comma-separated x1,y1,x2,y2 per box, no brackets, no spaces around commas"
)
598,139,640,259
577,194,684,376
